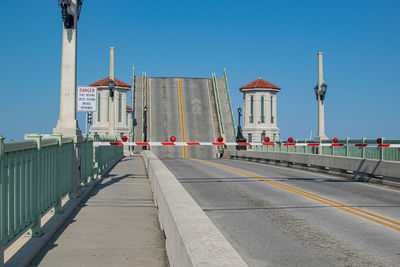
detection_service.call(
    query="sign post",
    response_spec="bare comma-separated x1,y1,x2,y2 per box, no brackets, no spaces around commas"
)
77,86,97,134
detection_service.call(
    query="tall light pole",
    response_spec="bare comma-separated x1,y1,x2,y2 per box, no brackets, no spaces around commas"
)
314,52,328,141
53,0,83,137
108,47,116,138
143,106,147,150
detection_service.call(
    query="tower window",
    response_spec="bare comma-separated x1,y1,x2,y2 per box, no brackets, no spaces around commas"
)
271,95,274,124
118,93,122,122
261,96,265,123
97,92,101,122
250,95,254,123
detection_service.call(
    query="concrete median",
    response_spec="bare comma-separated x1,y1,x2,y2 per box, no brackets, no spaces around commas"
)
142,151,248,267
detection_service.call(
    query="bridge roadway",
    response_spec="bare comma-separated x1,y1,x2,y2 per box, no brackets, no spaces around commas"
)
149,78,217,159
163,158,400,266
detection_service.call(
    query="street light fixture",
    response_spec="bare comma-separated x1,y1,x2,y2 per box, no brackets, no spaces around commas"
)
314,82,327,101
58,0,82,29
108,78,115,98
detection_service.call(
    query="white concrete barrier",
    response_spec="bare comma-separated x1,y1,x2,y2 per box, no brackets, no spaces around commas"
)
229,151,400,187
142,151,248,267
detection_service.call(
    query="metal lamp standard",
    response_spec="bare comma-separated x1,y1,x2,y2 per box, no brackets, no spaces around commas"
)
236,107,247,150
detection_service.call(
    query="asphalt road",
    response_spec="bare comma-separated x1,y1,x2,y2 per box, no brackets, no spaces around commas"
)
163,158,400,266
149,78,216,159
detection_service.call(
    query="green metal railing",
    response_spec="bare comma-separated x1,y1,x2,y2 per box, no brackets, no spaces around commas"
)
250,138,400,162
0,133,123,265
223,69,236,138
211,73,225,140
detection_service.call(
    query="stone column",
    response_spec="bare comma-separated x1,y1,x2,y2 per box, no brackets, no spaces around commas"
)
108,47,116,137
316,52,328,141
53,0,82,137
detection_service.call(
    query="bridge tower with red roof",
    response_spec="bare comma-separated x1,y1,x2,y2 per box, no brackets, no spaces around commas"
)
239,77,280,142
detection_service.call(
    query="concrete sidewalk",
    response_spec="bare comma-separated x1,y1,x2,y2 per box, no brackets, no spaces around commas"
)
30,157,167,267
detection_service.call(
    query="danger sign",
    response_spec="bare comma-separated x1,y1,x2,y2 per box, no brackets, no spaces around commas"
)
77,86,97,112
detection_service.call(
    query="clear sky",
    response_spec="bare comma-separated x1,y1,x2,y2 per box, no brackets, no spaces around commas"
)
1,0,399,141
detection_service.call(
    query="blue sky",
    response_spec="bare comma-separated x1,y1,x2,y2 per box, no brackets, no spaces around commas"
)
1,0,399,141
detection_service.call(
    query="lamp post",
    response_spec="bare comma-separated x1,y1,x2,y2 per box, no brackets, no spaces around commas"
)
236,107,246,150
143,106,147,149
53,0,83,137
108,47,116,138
314,52,328,142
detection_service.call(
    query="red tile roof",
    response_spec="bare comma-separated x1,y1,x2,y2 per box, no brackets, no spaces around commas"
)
239,77,280,90
126,105,132,111
90,77,131,88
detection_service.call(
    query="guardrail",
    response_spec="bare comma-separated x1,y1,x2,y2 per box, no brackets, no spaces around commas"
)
0,133,123,266
250,138,400,162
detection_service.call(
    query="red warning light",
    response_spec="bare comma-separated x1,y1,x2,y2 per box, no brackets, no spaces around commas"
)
264,137,270,143
376,138,382,144
217,136,224,142
170,136,176,142
122,136,128,142
287,137,294,143
333,137,338,144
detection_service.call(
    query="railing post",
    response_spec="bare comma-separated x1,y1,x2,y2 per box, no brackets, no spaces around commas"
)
93,134,99,177
24,134,42,237
362,137,366,158
381,137,385,160
0,135,3,158
71,136,82,199
52,134,63,214
346,137,349,157
0,135,4,266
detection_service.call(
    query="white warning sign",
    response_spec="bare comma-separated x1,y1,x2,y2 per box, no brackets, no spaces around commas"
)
77,86,97,112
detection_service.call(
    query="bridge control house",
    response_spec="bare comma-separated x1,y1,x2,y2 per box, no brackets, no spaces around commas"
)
240,77,280,142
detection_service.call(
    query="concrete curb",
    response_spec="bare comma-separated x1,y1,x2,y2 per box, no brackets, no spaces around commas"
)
229,151,400,188
143,151,248,267
5,157,122,267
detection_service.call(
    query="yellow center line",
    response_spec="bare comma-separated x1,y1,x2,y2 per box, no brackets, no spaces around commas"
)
180,79,188,158
177,78,185,158
191,158,400,232
177,78,188,158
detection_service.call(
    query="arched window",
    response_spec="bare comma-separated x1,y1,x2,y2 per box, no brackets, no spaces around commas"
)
271,95,274,124
97,92,101,122
118,93,122,122
261,96,265,123
250,95,254,123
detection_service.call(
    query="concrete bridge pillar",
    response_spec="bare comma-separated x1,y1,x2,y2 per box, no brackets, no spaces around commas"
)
53,0,82,138
108,47,116,138
315,52,328,141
